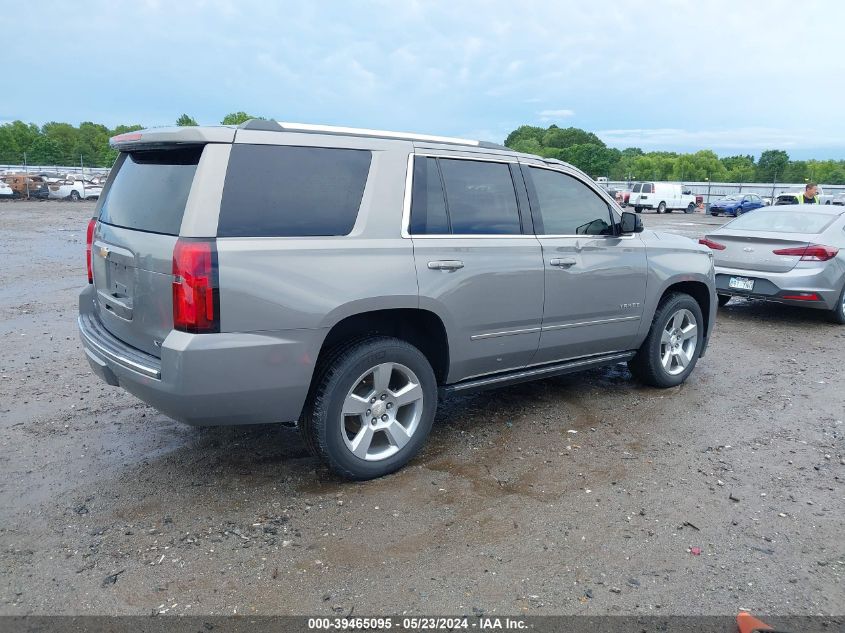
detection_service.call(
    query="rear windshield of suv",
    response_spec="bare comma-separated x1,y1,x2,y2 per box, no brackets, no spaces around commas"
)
218,144,372,237
98,146,202,235
727,210,836,234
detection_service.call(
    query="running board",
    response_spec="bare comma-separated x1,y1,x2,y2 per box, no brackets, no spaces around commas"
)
440,351,636,397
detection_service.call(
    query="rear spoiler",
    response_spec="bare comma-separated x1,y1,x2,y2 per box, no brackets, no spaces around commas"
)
110,126,236,150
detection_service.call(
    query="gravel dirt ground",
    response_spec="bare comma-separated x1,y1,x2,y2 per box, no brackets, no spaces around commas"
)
1,200,843,616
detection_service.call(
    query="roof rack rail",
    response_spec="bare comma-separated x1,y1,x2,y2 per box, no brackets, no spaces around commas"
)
238,119,503,148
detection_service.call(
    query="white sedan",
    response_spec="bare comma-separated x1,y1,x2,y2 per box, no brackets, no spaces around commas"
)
48,178,103,201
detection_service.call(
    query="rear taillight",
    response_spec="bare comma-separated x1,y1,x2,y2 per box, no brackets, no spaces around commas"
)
86,217,96,283
172,239,220,333
772,244,839,261
699,237,726,250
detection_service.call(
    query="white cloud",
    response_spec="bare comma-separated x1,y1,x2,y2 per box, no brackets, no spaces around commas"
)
539,109,575,119
597,127,845,151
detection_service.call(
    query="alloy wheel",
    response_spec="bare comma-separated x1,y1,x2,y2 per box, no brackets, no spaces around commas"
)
340,362,424,461
660,309,698,376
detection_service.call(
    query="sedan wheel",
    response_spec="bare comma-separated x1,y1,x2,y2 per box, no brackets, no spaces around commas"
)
832,284,845,324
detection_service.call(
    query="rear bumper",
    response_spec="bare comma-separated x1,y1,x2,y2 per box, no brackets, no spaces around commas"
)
78,285,323,425
714,265,843,310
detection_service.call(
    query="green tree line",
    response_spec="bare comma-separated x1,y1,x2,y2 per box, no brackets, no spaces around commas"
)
0,112,261,168
3,116,843,183
505,125,845,184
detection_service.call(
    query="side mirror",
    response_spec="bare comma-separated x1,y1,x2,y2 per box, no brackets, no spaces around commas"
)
620,211,643,234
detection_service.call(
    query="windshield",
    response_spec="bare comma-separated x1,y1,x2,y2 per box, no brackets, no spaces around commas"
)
726,210,836,234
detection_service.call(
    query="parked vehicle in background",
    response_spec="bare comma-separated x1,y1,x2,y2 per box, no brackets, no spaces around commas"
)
48,178,103,200
2,174,50,199
78,120,716,480
0,180,14,197
709,193,766,217
700,205,845,323
774,187,832,205
36,172,64,183
774,192,800,205
629,182,697,214
832,192,845,206
621,183,639,207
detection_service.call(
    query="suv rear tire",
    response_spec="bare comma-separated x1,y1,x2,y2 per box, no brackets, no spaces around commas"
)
628,292,704,388
300,336,438,480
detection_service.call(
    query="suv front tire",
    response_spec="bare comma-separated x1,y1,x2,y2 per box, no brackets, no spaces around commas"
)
301,336,438,480
628,292,704,388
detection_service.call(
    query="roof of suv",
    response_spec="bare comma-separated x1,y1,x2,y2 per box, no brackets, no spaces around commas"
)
111,119,505,149
109,119,578,171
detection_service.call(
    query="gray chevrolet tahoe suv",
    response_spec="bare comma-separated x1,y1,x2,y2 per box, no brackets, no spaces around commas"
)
79,120,717,480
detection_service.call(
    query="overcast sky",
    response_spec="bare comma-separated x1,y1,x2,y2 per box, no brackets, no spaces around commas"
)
6,0,845,158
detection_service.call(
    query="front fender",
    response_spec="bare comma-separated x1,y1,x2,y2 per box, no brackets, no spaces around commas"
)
638,234,717,353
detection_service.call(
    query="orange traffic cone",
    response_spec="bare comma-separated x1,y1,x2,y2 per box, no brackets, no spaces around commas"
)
737,612,774,633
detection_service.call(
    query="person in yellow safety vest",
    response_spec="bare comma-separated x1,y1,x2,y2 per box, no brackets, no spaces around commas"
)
797,182,819,204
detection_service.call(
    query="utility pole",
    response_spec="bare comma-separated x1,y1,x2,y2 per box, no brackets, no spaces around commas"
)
81,155,85,198
770,171,777,202
706,176,711,208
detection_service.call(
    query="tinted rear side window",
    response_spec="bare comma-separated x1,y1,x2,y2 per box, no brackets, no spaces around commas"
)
218,145,372,237
409,157,449,234
642,183,653,193
439,158,521,234
98,146,202,235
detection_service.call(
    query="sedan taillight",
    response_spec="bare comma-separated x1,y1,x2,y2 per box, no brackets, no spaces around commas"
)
772,244,839,261
699,237,726,250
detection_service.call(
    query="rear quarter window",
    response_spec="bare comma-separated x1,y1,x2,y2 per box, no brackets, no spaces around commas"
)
98,146,202,236
217,145,372,237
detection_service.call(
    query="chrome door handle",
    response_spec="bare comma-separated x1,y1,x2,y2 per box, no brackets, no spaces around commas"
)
550,257,577,268
428,260,464,271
